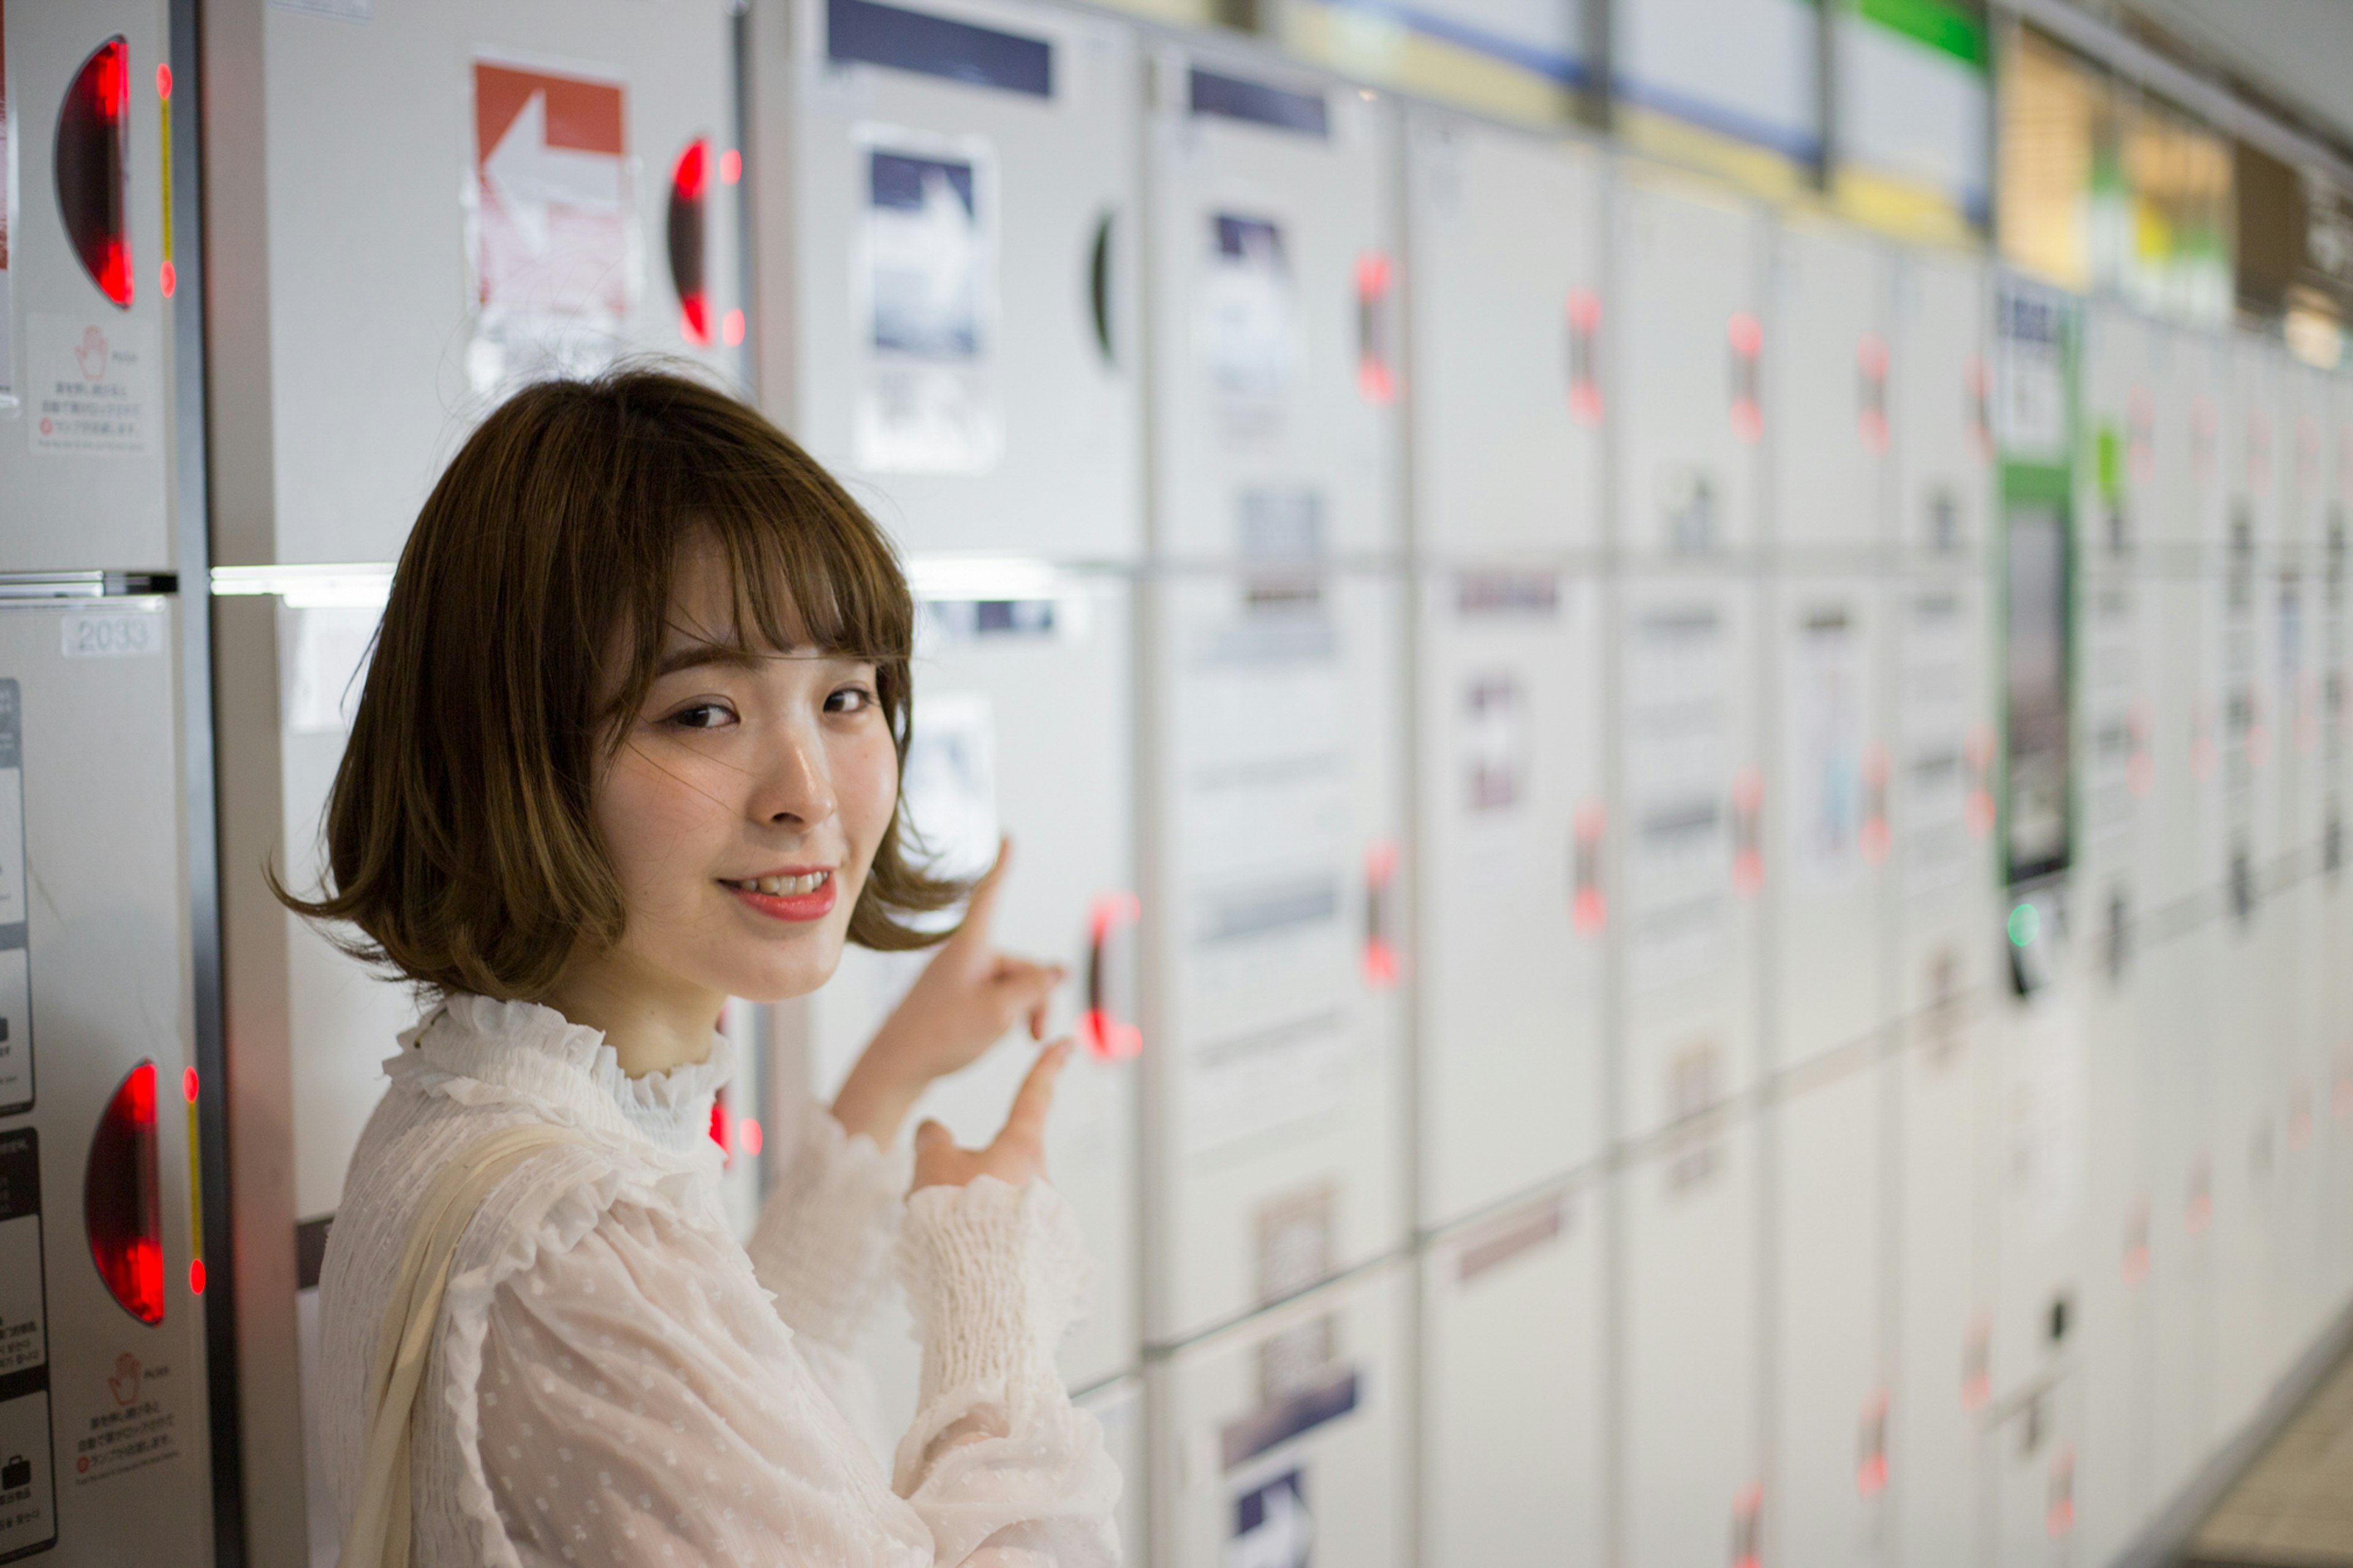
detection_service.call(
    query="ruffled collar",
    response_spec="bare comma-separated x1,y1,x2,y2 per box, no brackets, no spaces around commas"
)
390,993,735,1160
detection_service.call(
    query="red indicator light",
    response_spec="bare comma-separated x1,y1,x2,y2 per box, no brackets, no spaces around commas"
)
58,37,134,308
1565,289,1602,424
159,260,176,298
181,1066,199,1103
1572,885,1607,934
719,148,742,184
1727,312,1762,357
86,1060,165,1325
738,1118,763,1158
189,1258,205,1295
1080,890,1144,1061
668,138,711,347
1355,252,1398,404
1857,1454,1888,1495
722,308,746,347
156,63,173,100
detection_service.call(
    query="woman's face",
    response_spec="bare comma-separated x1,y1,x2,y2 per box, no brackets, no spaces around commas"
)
589,537,901,1007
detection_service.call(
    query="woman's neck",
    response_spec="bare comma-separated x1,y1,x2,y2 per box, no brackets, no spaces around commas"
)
541,952,722,1078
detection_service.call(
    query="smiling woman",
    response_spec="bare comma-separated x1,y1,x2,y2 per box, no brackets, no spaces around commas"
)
278,367,1119,1567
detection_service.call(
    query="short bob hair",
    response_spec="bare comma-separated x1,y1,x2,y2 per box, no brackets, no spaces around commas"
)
278,366,961,1001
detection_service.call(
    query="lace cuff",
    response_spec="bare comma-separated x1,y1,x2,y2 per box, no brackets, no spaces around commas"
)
744,1102,911,1352
898,1175,1091,1409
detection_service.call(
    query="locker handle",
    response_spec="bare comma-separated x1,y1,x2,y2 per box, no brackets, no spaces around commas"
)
86,1059,165,1325
669,138,712,346
1363,839,1400,985
58,36,134,308
1088,212,1116,368
1078,891,1142,1060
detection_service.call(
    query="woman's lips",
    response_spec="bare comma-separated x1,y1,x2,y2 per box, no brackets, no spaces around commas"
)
724,870,838,922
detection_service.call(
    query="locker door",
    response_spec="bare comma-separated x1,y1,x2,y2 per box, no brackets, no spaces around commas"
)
802,570,1141,1425
2142,895,2218,1507
1142,569,1404,1341
1145,48,1400,561
1420,1187,1603,1567
786,0,1143,560
1991,1373,2083,1568
1890,1006,1991,1568
0,597,216,1564
1150,1265,1409,1568
1615,176,1765,558
1892,253,1991,574
1619,1116,1760,1568
0,1,178,572
1404,110,1604,558
1766,572,1887,1071
1767,219,1892,555
1414,568,1605,1224
1768,1065,1887,1568
1619,574,1762,1138
224,0,741,566
1989,962,2088,1412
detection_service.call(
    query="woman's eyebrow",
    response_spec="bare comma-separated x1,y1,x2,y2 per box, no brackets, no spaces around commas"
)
651,641,851,678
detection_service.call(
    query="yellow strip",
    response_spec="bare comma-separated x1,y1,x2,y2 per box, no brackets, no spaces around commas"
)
1284,0,1577,127
1617,104,1812,202
1832,165,1980,248
186,1094,203,1265
158,76,175,267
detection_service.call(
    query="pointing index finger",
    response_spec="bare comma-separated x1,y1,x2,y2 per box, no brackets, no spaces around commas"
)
999,1037,1070,1147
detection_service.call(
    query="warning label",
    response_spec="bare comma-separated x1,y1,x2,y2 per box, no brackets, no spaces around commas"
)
70,1354,180,1485
0,1127,55,1561
28,314,159,457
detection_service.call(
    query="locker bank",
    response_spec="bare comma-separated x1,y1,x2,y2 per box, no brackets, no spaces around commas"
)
6,0,2353,1562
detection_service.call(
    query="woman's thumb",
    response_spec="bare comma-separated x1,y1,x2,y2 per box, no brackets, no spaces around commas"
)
912,1118,951,1153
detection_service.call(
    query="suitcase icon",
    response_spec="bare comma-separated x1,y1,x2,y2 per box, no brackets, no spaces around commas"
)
1,1452,30,1490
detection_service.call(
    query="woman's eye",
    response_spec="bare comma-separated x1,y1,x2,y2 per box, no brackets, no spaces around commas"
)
666,701,737,730
825,686,876,715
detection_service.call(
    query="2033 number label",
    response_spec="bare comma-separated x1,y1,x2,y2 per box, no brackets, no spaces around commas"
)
60,610,163,660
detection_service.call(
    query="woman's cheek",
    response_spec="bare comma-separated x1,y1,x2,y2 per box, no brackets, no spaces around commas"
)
838,725,901,881
601,744,735,895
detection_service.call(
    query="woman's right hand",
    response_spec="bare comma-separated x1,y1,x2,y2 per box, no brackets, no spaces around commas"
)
911,1039,1070,1192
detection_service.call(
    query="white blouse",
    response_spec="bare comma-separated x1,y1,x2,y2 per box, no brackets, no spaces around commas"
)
315,995,1121,1566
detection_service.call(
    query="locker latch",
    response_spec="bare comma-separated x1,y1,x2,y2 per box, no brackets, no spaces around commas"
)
58,36,134,308
1730,769,1764,895
1730,1482,1763,1568
1728,314,1762,444
1571,800,1605,934
1362,841,1401,987
1566,289,1602,426
1355,253,1398,404
1856,1389,1889,1496
1857,334,1889,453
1080,890,1143,1061
86,1059,165,1325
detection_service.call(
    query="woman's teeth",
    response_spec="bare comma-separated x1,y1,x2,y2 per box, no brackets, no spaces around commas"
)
733,872,830,896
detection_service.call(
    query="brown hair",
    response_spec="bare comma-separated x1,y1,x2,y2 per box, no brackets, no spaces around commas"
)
276,366,961,1000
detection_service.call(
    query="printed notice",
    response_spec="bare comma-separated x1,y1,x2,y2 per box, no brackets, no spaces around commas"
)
0,1129,56,1561
29,315,159,456
0,684,28,1118
1624,595,1734,991
466,58,635,398
1198,213,1297,447
1896,586,1976,900
1785,599,1867,891
855,132,1001,474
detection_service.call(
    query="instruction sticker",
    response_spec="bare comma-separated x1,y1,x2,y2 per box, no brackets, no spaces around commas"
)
0,684,28,1118
466,58,635,397
1896,587,1975,899
854,131,999,474
1198,213,1296,447
1624,597,1734,991
0,1129,56,1560
1786,601,1866,890
28,316,158,457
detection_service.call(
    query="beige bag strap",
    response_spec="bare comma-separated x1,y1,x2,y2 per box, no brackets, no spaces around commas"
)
339,1122,589,1568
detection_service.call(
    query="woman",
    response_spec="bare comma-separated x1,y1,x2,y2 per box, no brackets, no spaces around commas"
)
289,368,1121,1565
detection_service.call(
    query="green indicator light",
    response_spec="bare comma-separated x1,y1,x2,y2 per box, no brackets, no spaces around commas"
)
2007,903,2041,948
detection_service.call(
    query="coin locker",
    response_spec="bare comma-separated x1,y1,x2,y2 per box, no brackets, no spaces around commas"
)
1140,567,1406,1343
778,0,1145,560
1403,110,1605,561
1148,1263,1410,1568
799,568,1142,1420
1144,44,1401,561
1412,567,1607,1224
1419,1185,1604,1567
1767,1064,1889,1568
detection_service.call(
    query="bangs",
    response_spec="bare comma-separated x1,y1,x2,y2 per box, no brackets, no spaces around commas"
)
595,385,917,741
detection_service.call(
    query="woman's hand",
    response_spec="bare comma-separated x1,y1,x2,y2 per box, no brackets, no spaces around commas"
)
830,839,1066,1148
911,1039,1069,1191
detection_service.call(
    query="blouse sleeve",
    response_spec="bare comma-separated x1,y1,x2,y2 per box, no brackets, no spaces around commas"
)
475,1180,1120,1568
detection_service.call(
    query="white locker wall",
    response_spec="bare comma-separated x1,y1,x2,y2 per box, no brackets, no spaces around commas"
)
1144,46,1401,561
782,0,1145,561
1419,1187,1604,1567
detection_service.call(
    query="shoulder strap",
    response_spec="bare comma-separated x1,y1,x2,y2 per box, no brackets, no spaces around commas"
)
339,1121,589,1568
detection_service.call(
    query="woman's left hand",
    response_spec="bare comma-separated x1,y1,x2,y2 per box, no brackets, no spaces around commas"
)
830,839,1065,1148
